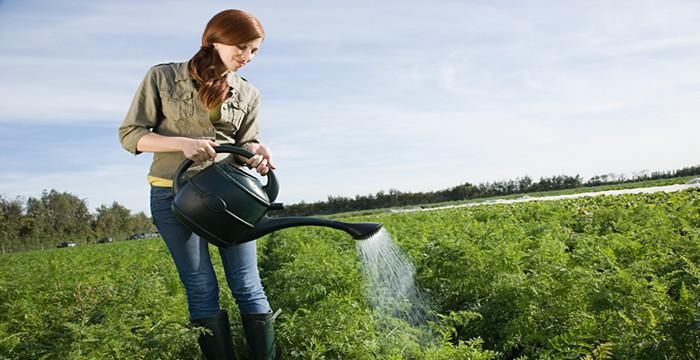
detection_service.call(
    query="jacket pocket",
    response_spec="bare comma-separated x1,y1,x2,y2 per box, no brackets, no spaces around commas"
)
160,90,195,120
219,99,247,131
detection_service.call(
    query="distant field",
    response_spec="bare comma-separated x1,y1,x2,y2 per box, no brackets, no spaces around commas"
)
334,175,700,218
1,188,698,359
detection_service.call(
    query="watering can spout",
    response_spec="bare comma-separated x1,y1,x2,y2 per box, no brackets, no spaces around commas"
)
249,217,383,241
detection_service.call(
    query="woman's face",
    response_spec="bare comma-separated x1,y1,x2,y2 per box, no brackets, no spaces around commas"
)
213,37,263,72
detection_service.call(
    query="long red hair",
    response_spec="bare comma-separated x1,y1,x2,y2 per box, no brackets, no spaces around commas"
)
188,9,265,109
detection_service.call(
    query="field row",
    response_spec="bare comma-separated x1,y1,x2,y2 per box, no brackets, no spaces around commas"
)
1,189,698,359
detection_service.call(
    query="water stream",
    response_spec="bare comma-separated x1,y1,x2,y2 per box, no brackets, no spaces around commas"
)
356,228,433,326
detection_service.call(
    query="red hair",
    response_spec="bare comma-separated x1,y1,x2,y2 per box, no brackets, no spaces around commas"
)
188,9,265,109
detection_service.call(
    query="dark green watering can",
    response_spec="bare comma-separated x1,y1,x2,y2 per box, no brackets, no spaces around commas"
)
171,144,382,247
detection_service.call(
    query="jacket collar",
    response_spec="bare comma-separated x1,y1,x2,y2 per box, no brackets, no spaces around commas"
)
225,71,240,88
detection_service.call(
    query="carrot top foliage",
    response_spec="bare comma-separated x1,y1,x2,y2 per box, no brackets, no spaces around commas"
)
1,189,698,359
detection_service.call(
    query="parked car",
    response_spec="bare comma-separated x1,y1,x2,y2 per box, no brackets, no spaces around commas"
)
97,237,113,244
128,233,146,240
56,241,76,248
127,232,160,240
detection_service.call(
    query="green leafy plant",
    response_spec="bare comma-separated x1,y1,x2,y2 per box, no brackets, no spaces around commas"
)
1,189,698,359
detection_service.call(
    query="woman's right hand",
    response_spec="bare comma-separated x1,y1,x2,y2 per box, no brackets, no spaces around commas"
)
181,138,218,163
135,133,218,163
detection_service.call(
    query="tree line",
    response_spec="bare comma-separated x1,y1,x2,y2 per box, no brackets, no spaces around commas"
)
274,165,700,216
2,165,698,253
0,190,156,254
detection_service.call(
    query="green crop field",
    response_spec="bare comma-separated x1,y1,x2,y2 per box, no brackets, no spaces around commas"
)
1,189,699,359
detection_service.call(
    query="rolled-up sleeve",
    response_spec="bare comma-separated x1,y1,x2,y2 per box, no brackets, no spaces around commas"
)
118,67,162,155
235,89,261,147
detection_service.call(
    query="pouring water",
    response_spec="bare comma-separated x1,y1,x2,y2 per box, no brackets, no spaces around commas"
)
356,228,433,326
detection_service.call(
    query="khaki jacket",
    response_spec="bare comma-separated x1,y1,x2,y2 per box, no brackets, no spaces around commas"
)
118,61,260,183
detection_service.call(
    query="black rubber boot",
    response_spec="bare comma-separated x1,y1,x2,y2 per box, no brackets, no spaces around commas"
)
191,310,235,360
241,309,281,360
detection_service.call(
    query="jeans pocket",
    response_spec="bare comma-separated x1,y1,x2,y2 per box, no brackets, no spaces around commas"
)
150,187,174,220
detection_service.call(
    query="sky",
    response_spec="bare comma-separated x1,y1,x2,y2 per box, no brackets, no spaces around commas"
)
1,0,699,216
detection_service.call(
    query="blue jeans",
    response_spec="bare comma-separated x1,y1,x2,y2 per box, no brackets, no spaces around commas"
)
150,186,271,320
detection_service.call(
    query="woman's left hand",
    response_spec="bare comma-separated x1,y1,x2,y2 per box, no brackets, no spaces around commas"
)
242,143,276,175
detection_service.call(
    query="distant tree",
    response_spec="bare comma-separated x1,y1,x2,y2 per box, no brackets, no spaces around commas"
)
25,196,53,249
93,202,132,239
127,212,157,235
586,174,609,186
518,176,533,192
446,182,478,201
674,165,700,177
0,189,163,252
0,196,24,254
48,190,92,238
22,190,92,247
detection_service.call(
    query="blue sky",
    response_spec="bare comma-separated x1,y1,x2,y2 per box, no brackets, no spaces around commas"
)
1,0,699,215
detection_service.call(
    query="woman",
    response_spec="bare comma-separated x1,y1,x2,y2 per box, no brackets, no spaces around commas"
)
119,9,277,360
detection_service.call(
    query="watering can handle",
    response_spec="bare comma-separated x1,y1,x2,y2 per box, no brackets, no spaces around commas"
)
172,144,279,202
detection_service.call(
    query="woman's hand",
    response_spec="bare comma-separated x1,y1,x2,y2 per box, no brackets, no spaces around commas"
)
242,143,276,175
135,133,218,164
181,138,218,164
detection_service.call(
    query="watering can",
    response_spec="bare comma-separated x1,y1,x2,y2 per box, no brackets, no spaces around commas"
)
171,144,382,247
